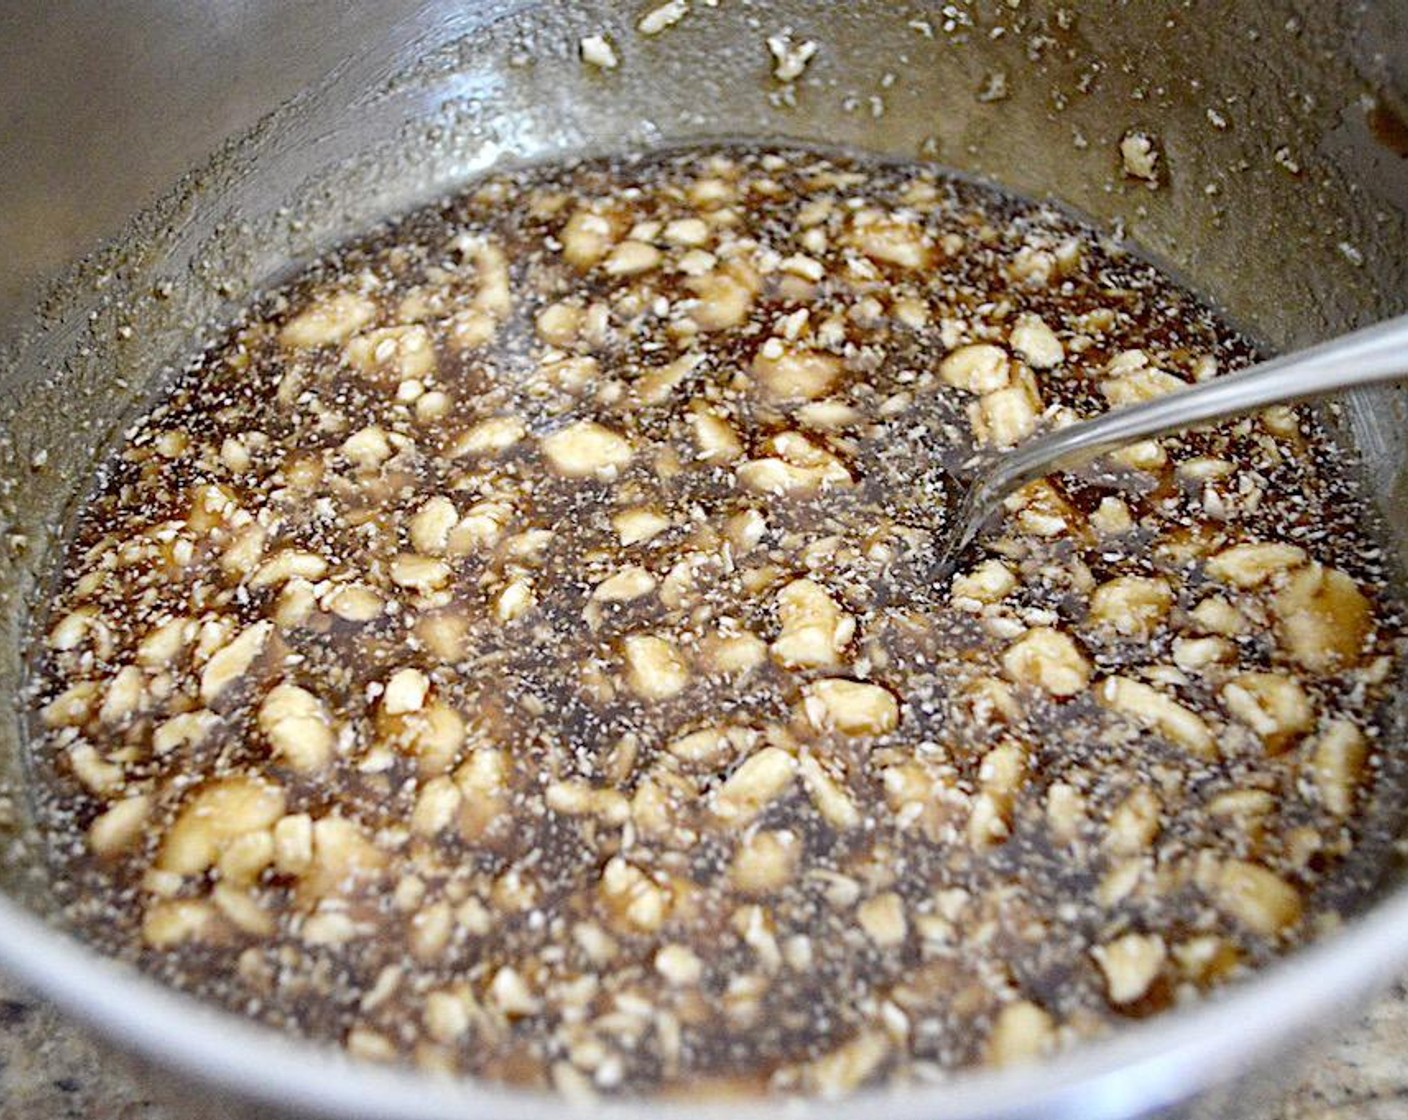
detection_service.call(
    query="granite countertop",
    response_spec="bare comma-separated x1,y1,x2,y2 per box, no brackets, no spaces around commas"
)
0,968,1404,1120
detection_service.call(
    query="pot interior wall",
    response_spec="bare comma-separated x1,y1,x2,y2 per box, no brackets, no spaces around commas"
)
1,0,1405,939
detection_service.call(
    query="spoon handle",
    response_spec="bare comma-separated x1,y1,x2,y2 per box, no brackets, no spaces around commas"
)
940,313,1408,565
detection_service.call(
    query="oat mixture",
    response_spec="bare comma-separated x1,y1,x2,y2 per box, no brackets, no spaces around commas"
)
29,146,1404,1098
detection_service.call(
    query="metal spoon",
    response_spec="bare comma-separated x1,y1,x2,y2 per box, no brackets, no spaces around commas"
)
933,313,1408,577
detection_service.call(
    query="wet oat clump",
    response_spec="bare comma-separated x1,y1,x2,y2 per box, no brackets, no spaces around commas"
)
29,145,1406,1098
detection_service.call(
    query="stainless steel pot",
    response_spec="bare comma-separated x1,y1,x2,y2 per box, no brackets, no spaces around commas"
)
1,3,1406,1117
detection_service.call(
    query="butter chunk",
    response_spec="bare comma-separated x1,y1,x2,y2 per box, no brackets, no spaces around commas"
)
624,635,689,700
199,621,273,704
259,683,335,772
802,679,899,737
542,421,633,479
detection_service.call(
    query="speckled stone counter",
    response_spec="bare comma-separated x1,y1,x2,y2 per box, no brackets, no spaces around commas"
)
1,968,1405,1120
